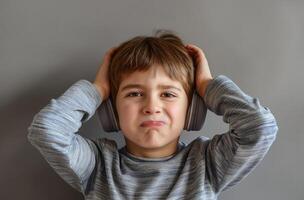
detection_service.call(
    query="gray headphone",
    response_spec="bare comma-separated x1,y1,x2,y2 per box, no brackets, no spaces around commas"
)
97,89,207,132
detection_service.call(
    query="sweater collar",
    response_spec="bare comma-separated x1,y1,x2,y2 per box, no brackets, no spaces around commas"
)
119,141,186,162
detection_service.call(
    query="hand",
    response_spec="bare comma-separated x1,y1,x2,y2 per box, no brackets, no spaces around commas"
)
93,46,118,100
185,44,213,97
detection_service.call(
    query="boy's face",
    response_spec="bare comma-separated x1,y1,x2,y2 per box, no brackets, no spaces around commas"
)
116,65,189,158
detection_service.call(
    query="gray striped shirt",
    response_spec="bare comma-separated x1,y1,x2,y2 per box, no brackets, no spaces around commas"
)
27,75,278,200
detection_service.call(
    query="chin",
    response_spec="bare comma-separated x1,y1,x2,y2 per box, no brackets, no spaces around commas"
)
135,137,167,150
144,140,165,147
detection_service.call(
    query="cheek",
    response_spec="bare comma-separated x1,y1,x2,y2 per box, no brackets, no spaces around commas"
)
167,102,187,120
117,102,137,123
168,105,180,116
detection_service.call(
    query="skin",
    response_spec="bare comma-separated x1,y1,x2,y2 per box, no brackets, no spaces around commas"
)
94,43,213,158
115,65,188,158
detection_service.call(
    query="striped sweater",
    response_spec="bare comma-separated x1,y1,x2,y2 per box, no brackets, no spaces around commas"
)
27,75,278,200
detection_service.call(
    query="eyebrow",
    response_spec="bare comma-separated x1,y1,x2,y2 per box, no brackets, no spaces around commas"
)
120,84,182,92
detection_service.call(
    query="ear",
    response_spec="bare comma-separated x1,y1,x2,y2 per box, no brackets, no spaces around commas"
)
183,90,207,131
96,96,120,132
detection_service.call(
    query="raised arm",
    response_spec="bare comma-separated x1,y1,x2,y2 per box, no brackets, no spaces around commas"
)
27,79,103,194
27,46,117,194
202,75,279,194
185,44,278,193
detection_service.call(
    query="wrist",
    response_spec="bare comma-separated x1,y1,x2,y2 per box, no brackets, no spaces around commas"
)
93,82,104,98
198,78,213,97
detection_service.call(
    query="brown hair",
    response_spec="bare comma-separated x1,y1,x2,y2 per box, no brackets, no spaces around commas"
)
109,29,195,110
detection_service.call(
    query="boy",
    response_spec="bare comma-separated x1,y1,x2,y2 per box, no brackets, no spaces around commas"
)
27,31,278,199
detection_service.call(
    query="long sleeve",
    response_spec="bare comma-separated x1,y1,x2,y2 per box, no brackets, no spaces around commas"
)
27,79,103,194
202,75,279,194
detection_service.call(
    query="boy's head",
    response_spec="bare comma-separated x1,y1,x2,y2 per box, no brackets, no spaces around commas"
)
108,30,195,157
109,30,195,108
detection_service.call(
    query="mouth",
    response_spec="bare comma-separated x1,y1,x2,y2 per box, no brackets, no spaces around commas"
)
140,120,166,127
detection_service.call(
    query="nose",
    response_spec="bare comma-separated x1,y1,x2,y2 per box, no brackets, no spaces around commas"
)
142,95,161,115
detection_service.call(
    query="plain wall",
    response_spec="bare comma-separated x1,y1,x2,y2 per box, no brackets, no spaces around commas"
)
1,0,303,199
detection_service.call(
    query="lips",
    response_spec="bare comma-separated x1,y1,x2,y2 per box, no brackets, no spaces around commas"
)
140,120,165,127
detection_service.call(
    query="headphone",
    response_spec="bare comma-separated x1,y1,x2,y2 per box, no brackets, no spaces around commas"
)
97,89,207,132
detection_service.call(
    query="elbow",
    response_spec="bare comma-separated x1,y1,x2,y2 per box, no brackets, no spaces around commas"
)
27,125,38,146
260,108,279,136
27,113,44,146
254,111,279,145
235,110,279,146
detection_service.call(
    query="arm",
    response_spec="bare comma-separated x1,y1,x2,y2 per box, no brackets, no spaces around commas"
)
27,79,103,194
203,75,279,194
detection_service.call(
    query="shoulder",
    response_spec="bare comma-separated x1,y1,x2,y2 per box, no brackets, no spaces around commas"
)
96,137,118,149
189,135,211,146
185,135,211,156
85,137,119,154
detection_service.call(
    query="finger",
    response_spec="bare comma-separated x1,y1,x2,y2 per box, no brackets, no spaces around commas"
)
185,45,193,50
187,44,199,49
185,45,200,53
186,44,204,53
104,47,118,60
110,46,118,51
107,46,118,55
185,44,196,48
185,46,195,53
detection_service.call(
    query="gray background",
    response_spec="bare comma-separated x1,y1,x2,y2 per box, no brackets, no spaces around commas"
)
1,0,303,199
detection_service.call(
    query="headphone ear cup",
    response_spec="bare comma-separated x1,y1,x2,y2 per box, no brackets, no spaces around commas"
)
97,96,120,132
183,90,207,131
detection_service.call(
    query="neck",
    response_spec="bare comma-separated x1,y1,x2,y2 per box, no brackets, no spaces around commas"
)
124,138,180,158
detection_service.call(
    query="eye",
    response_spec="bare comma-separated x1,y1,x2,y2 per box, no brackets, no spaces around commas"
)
125,91,176,98
161,92,176,98
126,91,142,97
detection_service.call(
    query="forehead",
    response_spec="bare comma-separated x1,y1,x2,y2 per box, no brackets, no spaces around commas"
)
119,65,183,90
